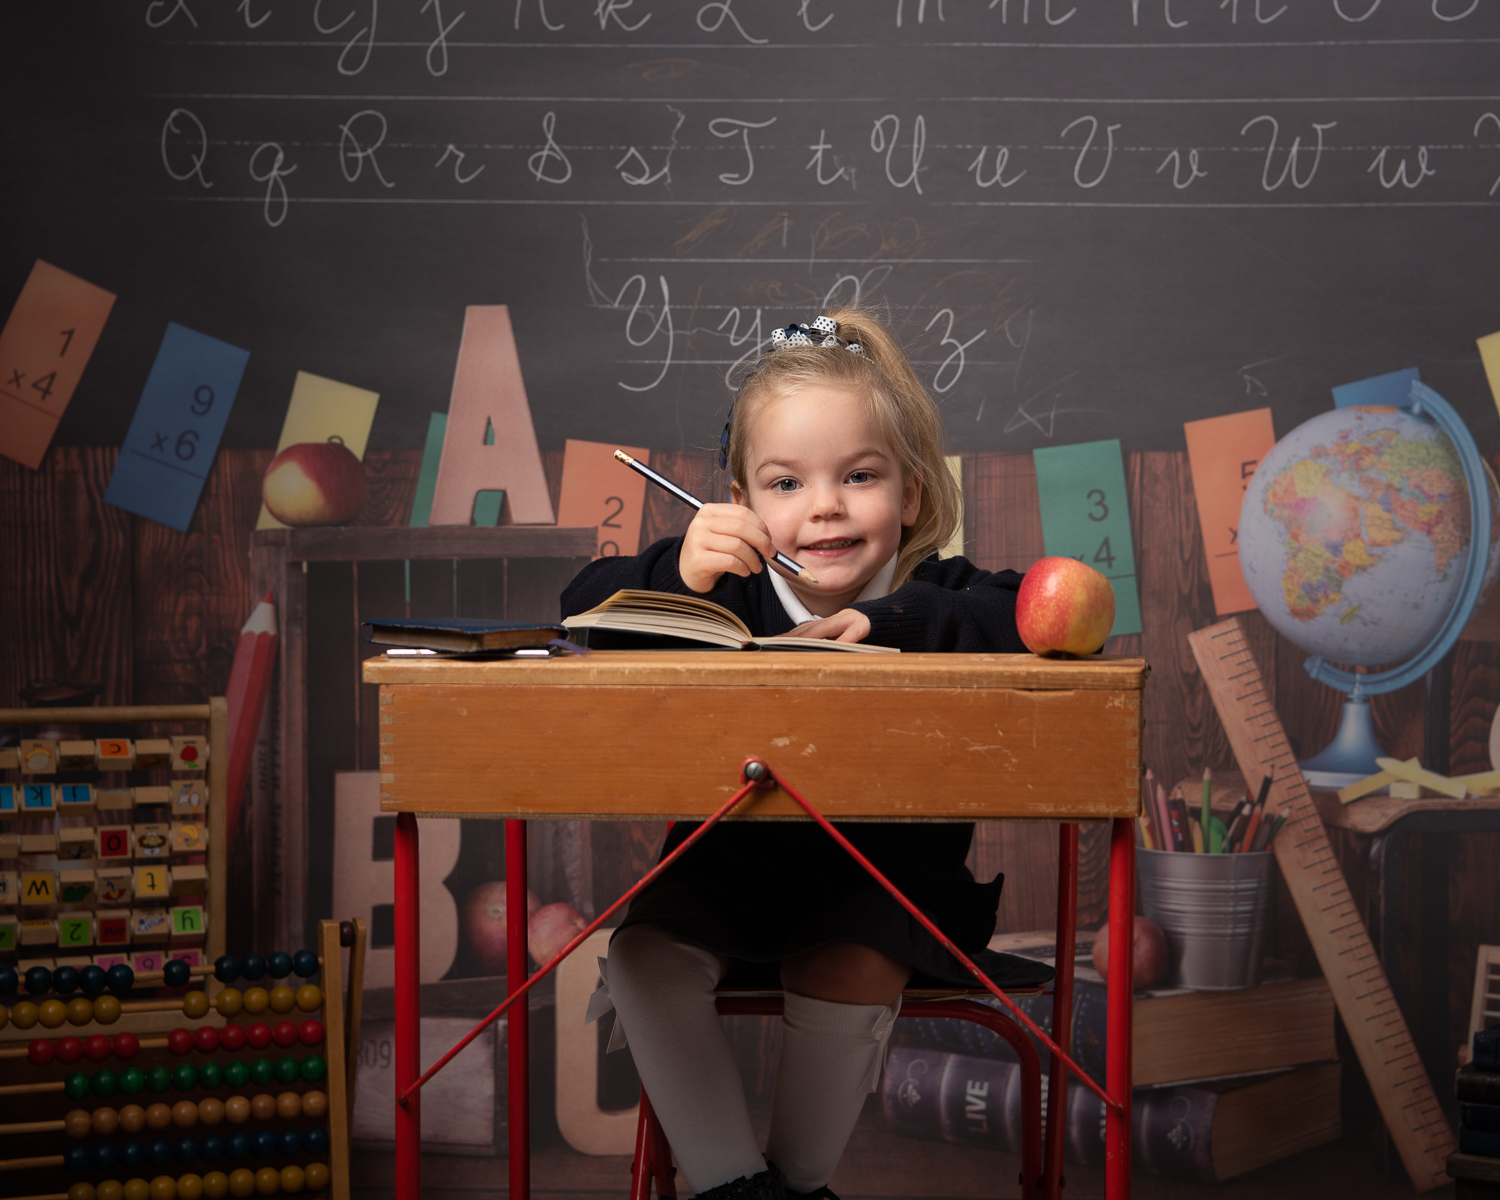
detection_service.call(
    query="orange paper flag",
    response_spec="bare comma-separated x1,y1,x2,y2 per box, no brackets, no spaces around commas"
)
1183,409,1277,615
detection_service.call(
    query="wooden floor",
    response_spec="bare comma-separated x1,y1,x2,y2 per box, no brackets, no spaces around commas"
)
351,1103,1444,1199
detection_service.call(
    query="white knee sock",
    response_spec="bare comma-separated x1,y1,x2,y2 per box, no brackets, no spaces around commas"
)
600,925,766,1193
764,992,901,1195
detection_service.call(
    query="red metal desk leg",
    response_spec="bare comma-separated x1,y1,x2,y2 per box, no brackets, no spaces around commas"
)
1105,817,1135,1199
507,819,531,1200
1043,823,1079,1200
394,813,421,1200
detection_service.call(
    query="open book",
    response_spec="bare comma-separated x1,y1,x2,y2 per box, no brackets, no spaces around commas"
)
562,590,898,653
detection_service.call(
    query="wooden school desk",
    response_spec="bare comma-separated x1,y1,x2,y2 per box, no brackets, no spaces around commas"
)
364,650,1148,1200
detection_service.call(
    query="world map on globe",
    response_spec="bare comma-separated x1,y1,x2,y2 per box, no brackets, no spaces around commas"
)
1240,406,1500,669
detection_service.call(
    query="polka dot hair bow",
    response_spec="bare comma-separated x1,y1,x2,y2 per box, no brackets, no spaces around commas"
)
768,314,865,355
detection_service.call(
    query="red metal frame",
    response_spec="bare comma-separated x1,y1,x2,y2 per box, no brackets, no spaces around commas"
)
391,762,1136,1200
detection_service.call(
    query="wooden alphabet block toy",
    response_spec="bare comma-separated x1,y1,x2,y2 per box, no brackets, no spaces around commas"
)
19,871,56,906
172,778,207,816
0,747,16,771
56,739,95,770
132,738,171,768
58,782,94,811
96,826,131,860
130,948,165,974
134,823,170,859
95,868,132,906
0,916,15,951
94,788,132,812
169,904,206,945
169,863,208,895
133,864,171,900
170,822,208,854
20,783,54,813
94,737,135,769
94,908,130,945
170,735,208,771
0,872,17,905
57,912,93,949
17,740,56,773
0,786,13,815
57,827,94,859
18,832,57,855
0,835,16,859
131,785,169,808
19,917,56,946
58,867,95,903
131,907,170,942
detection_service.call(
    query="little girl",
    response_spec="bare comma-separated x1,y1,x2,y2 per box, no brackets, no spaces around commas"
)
560,306,1051,1200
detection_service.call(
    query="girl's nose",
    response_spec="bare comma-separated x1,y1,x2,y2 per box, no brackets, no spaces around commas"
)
808,483,845,518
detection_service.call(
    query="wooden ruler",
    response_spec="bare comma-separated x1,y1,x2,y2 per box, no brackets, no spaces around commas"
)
1189,618,1455,1191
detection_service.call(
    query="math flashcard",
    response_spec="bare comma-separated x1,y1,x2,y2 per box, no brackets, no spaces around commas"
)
1183,409,1277,616
104,323,249,532
1333,367,1420,409
1032,439,1142,637
1479,331,1500,417
255,371,379,530
0,260,116,469
558,438,649,559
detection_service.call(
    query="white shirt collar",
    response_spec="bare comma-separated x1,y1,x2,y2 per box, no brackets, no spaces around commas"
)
767,552,899,625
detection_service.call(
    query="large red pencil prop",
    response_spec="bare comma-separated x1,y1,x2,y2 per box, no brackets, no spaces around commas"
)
224,590,277,859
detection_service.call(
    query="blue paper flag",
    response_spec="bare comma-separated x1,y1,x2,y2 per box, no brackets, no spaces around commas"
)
1332,367,1420,409
104,323,249,531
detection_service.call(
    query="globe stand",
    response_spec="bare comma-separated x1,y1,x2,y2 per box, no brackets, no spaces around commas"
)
1300,698,1385,789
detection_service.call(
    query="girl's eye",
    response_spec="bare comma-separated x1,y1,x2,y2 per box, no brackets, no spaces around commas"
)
847,470,874,485
771,477,800,493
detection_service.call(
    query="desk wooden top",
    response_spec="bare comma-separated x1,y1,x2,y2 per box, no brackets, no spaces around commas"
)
366,651,1148,821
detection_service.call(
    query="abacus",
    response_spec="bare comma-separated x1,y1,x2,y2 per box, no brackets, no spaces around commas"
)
0,703,228,976
0,918,365,1200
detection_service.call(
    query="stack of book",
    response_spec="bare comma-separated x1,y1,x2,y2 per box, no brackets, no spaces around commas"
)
1450,1027,1500,1197
883,933,1342,1183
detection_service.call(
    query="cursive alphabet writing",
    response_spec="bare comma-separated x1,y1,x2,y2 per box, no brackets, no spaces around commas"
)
422,0,465,77
896,0,944,24
237,0,271,27
709,116,777,186
1433,0,1479,18
338,110,394,187
1368,146,1435,189
314,0,377,75
1240,115,1336,190
926,309,987,394
1474,113,1500,196
969,145,1025,188
697,0,766,42
807,129,856,186
435,144,484,183
249,143,296,227
1219,0,1286,21
1156,147,1207,188
797,0,833,29
529,111,574,183
1060,116,1119,189
871,114,926,193
616,106,685,186
595,0,651,30
161,108,213,189
1333,0,1380,20
515,0,565,27
146,0,197,28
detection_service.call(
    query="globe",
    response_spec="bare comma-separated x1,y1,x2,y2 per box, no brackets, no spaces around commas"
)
1238,385,1499,785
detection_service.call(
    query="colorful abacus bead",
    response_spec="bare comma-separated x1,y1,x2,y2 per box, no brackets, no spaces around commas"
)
106,963,135,994
291,949,318,978
0,965,17,994
95,995,124,1024
298,1020,324,1047
55,964,81,994
81,964,108,995
182,992,210,1020
294,985,321,1013
163,958,192,988
58,1035,85,1063
26,964,53,994
29,1037,56,1066
299,1054,326,1082
68,997,96,1025
239,954,266,981
265,952,292,979
215,956,240,984
195,1025,221,1053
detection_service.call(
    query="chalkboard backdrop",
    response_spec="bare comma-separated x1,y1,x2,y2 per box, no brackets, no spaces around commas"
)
6,1,1500,455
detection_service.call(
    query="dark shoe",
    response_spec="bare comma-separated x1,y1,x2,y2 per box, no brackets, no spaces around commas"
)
766,1162,839,1199
693,1169,786,1200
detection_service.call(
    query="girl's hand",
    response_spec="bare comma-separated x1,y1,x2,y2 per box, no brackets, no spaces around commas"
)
789,609,872,644
679,503,777,594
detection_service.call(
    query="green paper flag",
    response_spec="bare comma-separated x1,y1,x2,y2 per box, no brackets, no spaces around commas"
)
409,412,447,528
1031,439,1142,637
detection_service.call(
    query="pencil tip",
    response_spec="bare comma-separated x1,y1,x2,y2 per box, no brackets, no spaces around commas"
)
800,569,819,583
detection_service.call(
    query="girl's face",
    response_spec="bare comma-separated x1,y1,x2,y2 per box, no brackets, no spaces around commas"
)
732,385,921,614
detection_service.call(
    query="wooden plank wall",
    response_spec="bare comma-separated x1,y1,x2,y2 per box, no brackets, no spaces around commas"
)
2,446,1498,1067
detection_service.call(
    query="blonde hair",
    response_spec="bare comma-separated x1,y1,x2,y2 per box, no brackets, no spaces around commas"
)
725,304,961,585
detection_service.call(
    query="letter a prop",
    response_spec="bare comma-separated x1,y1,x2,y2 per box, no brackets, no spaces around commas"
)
429,306,555,525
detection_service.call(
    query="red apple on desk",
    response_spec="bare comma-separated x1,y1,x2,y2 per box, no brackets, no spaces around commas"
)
529,902,589,965
261,439,369,526
463,882,542,975
1015,557,1116,657
1092,917,1168,989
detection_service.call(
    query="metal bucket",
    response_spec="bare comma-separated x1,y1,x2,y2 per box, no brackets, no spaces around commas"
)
1136,849,1275,990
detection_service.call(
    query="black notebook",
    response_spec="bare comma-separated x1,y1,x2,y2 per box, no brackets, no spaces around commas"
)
362,617,565,655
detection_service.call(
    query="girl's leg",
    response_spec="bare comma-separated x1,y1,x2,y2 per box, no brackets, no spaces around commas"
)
605,923,768,1194
765,943,909,1195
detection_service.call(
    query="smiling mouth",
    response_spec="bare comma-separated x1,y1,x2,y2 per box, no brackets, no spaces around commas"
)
803,538,861,553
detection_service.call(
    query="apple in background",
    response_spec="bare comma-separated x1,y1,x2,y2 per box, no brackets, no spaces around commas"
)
463,882,541,975
261,439,368,526
1015,557,1115,657
1092,917,1168,989
529,902,589,965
